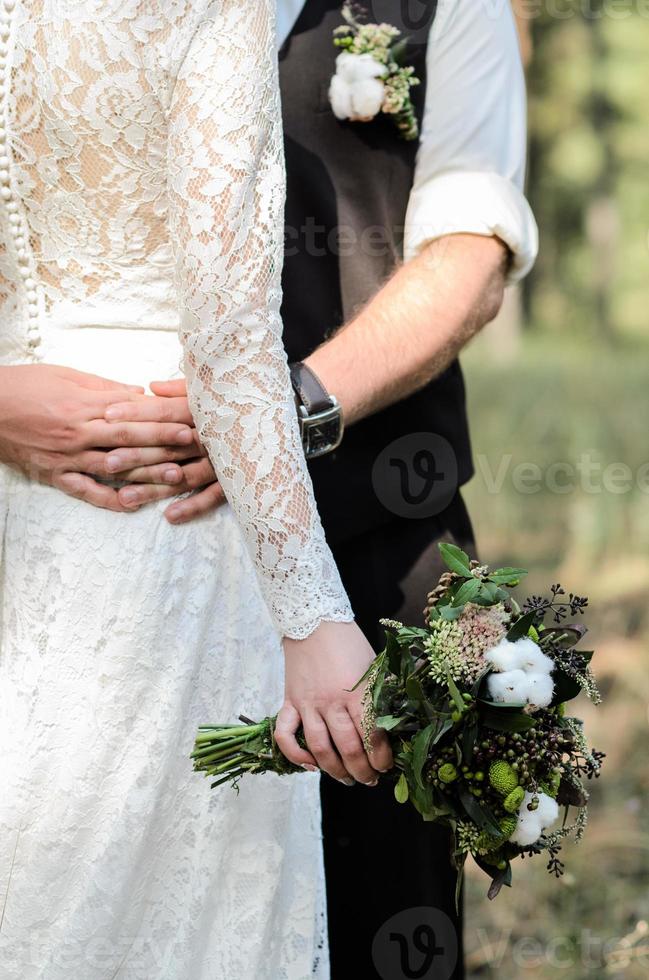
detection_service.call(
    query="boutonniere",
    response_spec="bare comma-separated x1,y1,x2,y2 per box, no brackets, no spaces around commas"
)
328,2,421,141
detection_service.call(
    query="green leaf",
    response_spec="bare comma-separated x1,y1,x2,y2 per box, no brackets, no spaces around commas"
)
405,675,426,702
454,853,467,912
488,567,528,585
431,717,454,746
410,780,436,819
445,668,465,714
472,857,513,900
438,542,472,577
452,578,481,606
394,772,409,804
390,38,408,65
394,627,430,645
375,714,402,732
384,631,403,678
479,705,535,733
506,611,537,642
472,581,507,606
458,788,503,838
439,602,464,621
550,669,582,706
412,723,437,789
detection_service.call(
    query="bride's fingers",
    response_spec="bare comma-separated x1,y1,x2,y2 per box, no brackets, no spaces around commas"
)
117,482,179,509
104,396,193,426
347,698,393,774
274,702,318,770
143,458,216,490
121,459,220,493
365,727,393,774
324,704,377,786
149,379,187,397
51,471,128,513
165,483,226,525
301,708,353,785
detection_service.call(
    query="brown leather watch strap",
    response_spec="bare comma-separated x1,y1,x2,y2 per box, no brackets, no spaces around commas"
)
289,362,332,414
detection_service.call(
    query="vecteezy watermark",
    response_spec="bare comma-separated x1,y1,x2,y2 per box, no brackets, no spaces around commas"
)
361,0,649,33
371,433,458,519
372,906,459,980
469,923,649,971
475,452,649,496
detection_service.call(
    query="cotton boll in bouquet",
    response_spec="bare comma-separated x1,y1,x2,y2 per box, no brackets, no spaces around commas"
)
192,544,604,901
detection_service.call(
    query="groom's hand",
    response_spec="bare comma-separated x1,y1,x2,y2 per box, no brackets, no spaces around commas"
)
0,364,194,511
103,379,225,524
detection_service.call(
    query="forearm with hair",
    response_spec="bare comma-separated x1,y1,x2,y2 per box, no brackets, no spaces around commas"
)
305,233,509,426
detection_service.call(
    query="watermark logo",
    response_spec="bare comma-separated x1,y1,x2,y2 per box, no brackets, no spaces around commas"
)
372,906,458,980
371,433,458,519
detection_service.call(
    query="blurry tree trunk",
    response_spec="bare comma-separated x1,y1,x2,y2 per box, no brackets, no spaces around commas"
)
586,12,617,343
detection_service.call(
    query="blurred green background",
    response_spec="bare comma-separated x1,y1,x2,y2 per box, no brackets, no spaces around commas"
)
461,3,649,976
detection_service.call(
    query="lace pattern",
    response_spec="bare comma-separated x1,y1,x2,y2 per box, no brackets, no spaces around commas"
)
167,1,353,638
1,0,352,638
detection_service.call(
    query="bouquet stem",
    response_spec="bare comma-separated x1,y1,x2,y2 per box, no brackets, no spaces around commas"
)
191,715,301,788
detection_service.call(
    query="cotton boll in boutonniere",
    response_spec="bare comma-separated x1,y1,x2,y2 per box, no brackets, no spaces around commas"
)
329,52,387,123
329,3,421,140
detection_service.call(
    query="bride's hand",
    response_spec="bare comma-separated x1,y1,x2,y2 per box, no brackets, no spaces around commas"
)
275,620,393,786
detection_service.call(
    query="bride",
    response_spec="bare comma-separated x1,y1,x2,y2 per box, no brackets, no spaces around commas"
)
0,2,391,977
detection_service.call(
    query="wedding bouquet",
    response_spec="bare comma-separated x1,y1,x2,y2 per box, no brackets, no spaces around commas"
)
192,544,604,900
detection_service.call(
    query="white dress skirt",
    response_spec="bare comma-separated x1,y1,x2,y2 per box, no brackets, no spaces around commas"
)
0,328,328,980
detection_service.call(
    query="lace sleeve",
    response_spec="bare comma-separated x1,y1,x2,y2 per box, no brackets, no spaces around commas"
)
166,0,353,639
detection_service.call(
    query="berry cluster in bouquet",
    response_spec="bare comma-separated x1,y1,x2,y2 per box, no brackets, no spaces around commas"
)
192,544,604,900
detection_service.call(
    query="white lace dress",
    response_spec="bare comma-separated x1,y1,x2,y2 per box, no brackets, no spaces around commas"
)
0,2,352,978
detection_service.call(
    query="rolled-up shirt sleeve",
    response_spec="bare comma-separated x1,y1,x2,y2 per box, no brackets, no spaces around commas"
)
403,0,538,281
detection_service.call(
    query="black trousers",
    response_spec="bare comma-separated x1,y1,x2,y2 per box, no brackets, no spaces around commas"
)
321,493,474,980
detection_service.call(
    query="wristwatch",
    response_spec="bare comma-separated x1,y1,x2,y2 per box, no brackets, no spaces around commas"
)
289,361,344,460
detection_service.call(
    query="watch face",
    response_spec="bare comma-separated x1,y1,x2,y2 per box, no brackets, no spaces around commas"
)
306,416,342,458
303,403,343,458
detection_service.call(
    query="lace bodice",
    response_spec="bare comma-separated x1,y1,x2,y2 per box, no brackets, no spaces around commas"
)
1,0,352,638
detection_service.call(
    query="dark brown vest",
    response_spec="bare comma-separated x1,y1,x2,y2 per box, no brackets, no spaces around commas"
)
279,1,473,544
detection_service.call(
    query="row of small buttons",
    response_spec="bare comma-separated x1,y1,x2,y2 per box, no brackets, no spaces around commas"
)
0,0,41,356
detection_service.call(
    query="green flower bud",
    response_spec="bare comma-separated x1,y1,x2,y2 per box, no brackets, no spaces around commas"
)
438,763,458,784
503,786,525,814
488,760,519,797
499,816,518,839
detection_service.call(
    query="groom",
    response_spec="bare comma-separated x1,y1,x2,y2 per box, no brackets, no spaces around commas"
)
0,2,537,976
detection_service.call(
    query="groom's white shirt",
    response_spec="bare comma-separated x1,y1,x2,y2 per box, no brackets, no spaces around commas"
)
276,0,538,280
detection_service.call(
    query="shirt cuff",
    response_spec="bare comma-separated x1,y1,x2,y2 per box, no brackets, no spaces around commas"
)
403,171,539,283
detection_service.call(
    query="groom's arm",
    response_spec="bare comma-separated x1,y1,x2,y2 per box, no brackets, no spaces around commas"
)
306,233,508,427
